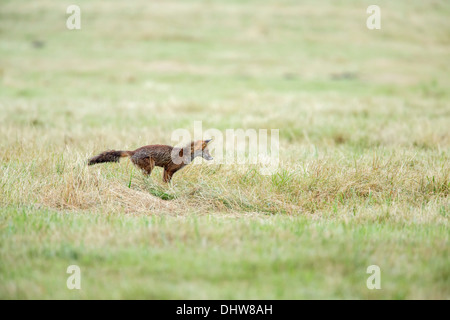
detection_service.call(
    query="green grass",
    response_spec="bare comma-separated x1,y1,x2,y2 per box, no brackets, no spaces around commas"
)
0,0,449,299
1,207,448,299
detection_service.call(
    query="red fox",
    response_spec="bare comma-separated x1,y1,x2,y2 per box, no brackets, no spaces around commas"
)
88,140,213,183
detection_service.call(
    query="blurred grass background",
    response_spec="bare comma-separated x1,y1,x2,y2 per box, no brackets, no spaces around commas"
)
0,0,449,299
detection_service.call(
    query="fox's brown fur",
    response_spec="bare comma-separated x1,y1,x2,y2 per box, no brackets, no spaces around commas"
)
88,140,213,183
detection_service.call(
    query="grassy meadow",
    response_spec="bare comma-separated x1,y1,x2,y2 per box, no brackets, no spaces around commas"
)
0,0,449,299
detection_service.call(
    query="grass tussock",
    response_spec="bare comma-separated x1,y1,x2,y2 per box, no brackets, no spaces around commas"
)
1,138,448,223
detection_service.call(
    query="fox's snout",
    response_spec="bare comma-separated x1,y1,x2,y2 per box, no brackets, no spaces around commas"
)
202,148,213,161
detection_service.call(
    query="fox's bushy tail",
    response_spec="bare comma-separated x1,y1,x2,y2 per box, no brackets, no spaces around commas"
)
88,150,132,165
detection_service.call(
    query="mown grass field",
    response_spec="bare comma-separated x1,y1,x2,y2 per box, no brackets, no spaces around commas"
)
0,0,449,299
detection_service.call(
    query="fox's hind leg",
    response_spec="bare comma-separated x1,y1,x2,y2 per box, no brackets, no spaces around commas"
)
163,168,174,183
131,156,155,176
142,157,155,176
